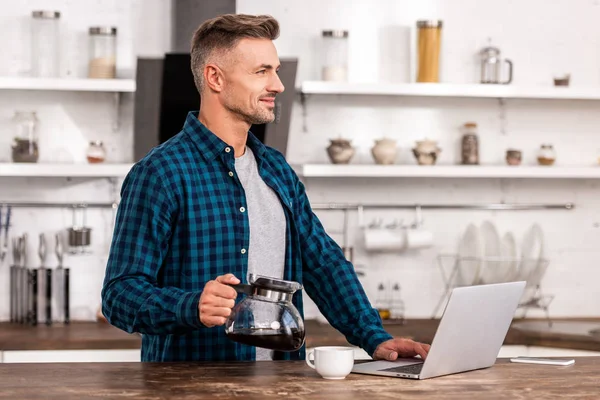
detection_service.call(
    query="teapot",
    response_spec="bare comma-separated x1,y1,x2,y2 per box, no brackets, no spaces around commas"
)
412,139,441,165
225,275,305,352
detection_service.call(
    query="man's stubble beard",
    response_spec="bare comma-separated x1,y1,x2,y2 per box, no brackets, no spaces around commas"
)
223,90,275,125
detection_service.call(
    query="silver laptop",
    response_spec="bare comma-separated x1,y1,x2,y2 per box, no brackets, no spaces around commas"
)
352,281,526,380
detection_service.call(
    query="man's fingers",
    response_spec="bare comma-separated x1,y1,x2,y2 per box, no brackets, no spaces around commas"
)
206,280,237,300
201,306,232,318
205,296,235,309
201,316,227,327
216,274,240,285
414,343,428,360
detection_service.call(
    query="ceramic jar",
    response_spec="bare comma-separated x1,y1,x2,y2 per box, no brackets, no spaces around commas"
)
326,138,355,164
506,149,522,166
371,138,398,165
537,144,556,166
412,139,441,165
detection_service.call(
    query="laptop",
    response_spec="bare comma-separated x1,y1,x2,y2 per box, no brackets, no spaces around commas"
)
352,281,526,380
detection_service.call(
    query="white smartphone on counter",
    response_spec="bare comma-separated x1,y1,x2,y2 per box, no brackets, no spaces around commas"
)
510,357,575,366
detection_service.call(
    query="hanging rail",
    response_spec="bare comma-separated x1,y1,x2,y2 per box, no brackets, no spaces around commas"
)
0,202,118,209
310,202,574,211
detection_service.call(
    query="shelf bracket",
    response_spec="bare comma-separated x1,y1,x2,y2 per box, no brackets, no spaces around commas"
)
112,92,121,132
300,91,309,133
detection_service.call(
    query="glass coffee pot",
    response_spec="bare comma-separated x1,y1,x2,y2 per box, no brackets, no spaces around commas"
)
225,275,305,352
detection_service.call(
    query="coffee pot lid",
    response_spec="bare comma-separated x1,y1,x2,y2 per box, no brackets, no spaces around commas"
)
249,274,302,293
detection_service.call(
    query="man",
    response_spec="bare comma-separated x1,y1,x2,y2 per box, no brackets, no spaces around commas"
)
102,14,430,362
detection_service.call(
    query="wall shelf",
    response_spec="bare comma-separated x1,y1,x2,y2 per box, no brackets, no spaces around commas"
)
0,163,133,178
0,77,136,92
295,164,600,179
300,81,600,100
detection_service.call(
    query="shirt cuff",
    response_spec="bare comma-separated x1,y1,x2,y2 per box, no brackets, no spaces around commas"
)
177,291,203,328
362,326,394,357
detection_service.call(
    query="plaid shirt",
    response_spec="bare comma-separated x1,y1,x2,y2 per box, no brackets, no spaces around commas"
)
102,112,392,362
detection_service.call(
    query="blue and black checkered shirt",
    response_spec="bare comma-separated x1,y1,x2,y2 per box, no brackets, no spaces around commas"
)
102,112,392,361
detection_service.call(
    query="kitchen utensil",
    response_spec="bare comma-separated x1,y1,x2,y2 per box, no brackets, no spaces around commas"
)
38,233,52,325
19,235,27,324
2,206,11,262
501,232,518,282
480,221,502,284
55,233,69,324
68,207,92,253
224,275,305,352
457,224,483,286
480,44,513,84
0,206,4,263
10,237,20,323
306,347,355,380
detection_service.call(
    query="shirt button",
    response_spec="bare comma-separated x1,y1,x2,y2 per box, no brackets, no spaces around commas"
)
228,171,234,177
225,147,231,153
239,207,246,213
241,248,247,254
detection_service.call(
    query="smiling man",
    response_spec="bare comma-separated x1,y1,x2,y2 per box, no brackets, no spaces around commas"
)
102,14,430,362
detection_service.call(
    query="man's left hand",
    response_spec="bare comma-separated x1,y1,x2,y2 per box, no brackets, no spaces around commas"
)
373,338,431,361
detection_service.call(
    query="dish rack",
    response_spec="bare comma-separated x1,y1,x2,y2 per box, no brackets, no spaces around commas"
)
432,254,554,326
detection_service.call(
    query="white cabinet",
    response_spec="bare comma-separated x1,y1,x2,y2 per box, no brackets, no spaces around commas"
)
2,349,140,363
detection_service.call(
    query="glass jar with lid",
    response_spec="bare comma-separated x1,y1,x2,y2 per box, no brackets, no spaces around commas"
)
537,144,556,166
321,30,348,82
88,27,117,79
416,20,443,83
461,122,479,165
12,111,39,163
31,10,61,77
86,141,106,163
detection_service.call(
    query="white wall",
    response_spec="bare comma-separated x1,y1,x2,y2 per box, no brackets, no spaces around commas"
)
239,0,600,319
1,0,599,323
0,0,170,322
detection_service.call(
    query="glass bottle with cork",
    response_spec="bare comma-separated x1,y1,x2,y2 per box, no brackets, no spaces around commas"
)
461,122,479,165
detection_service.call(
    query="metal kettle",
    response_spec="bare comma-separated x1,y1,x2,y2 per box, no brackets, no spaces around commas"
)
224,274,305,352
480,45,513,84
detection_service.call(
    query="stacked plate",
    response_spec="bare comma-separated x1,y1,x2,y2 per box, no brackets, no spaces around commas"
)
456,221,544,286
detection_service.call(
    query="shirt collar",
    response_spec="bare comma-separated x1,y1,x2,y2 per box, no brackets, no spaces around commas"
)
183,111,267,162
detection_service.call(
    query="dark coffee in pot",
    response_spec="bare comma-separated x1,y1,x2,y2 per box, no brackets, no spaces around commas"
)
226,328,305,352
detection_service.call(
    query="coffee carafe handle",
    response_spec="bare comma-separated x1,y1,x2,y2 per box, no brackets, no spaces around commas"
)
226,283,254,296
503,59,513,84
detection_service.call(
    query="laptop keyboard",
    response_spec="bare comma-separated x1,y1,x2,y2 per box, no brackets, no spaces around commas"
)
381,363,424,375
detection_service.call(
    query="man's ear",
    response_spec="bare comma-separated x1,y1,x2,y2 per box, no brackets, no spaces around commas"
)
204,63,224,93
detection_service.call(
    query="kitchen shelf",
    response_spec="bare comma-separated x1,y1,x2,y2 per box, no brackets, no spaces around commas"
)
0,163,133,178
0,77,136,92
300,81,600,100
295,164,600,179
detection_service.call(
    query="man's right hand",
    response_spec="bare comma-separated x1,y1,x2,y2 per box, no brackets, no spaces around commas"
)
199,274,240,327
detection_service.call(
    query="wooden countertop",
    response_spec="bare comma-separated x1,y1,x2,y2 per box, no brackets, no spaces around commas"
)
0,322,141,351
1,358,599,399
1,318,599,352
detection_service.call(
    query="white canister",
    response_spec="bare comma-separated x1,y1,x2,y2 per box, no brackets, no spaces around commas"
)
31,10,61,77
88,27,117,79
321,30,348,82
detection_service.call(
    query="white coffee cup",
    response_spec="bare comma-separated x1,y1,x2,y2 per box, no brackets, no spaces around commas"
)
305,346,355,380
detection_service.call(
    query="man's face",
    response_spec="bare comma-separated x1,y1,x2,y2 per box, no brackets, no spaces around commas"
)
219,38,285,125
